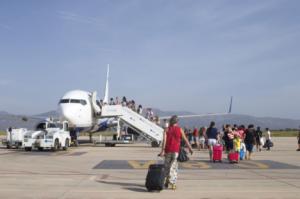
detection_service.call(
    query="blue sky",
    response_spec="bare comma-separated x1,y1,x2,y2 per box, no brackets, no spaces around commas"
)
0,0,299,119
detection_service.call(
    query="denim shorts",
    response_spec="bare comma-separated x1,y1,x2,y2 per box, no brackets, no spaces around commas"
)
246,143,253,152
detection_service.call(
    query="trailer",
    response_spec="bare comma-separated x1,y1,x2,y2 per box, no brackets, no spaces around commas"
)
23,130,42,151
94,134,134,147
2,128,27,149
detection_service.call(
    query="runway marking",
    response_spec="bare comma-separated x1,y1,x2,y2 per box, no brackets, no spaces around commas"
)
237,161,269,169
93,160,300,170
181,161,211,169
127,160,156,169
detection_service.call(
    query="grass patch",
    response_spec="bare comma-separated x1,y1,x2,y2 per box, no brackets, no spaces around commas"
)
0,131,5,136
270,130,299,137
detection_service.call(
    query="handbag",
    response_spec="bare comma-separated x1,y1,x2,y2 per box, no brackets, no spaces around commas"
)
263,140,274,148
177,147,189,162
269,140,274,147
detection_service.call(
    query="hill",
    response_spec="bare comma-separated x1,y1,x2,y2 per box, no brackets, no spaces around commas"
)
0,109,299,131
33,110,60,118
178,114,300,130
0,111,59,131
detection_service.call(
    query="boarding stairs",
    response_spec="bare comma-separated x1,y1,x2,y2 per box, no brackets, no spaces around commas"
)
101,105,164,146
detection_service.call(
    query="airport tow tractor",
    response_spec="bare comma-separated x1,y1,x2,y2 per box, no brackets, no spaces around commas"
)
2,128,27,149
23,120,70,151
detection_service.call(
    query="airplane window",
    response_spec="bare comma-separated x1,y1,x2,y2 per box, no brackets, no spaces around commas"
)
56,123,63,129
59,99,70,104
80,100,87,105
36,123,46,130
70,99,81,103
64,123,69,131
47,123,57,128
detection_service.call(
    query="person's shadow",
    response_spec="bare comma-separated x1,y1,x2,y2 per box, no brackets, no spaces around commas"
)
96,180,148,193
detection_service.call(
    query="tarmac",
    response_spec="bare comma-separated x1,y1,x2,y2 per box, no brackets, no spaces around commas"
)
0,136,299,199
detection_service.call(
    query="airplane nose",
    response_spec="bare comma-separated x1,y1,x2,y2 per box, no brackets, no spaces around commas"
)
58,105,77,126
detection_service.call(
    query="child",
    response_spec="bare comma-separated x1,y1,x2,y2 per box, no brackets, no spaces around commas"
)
240,142,246,160
233,134,241,162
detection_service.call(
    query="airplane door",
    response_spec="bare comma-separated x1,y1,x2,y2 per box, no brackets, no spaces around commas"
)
91,91,101,114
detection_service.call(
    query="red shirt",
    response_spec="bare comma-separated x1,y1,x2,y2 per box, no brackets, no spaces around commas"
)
165,126,182,153
193,128,198,137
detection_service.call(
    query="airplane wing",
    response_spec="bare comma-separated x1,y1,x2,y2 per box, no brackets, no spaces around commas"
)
159,112,229,120
159,97,233,120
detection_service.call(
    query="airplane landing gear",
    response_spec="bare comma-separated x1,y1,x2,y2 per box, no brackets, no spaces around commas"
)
151,141,160,148
70,130,79,147
89,132,93,143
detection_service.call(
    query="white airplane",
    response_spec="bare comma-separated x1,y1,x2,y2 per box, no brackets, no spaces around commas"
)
58,65,232,143
58,65,114,134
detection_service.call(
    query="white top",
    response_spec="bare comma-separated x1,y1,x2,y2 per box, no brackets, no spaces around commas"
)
266,130,271,140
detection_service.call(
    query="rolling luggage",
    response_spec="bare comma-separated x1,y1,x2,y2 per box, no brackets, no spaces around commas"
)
228,152,239,163
213,144,223,162
145,164,165,192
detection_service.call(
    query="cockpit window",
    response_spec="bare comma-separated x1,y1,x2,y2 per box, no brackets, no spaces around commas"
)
70,99,81,103
59,99,70,104
80,100,87,105
69,99,87,106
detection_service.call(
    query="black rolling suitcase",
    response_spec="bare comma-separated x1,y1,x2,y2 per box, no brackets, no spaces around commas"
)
145,164,165,192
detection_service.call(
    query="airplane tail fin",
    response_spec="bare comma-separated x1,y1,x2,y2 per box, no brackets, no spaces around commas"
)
228,96,233,114
103,64,110,104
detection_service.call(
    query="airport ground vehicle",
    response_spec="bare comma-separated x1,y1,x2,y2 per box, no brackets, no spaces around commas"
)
23,120,70,151
2,128,27,149
94,134,134,147
23,130,41,151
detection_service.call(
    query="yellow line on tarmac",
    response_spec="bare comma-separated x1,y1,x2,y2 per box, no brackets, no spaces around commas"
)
127,160,156,169
180,161,211,169
237,161,269,169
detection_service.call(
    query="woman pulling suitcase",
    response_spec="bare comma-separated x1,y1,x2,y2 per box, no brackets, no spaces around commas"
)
159,115,193,190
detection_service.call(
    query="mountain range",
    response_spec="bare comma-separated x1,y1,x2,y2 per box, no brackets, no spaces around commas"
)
0,109,299,131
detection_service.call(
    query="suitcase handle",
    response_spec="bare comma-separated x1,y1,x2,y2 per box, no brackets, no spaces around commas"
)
156,154,164,164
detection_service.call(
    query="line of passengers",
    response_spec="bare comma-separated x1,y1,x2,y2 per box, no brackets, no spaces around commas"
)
102,96,162,124
183,122,273,161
